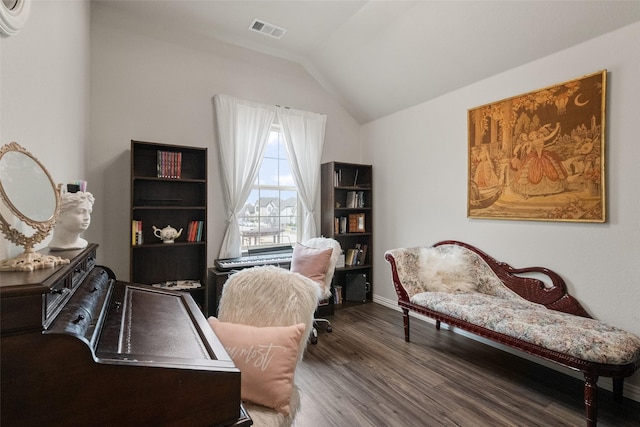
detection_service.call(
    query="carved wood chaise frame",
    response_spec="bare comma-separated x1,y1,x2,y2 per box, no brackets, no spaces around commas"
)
385,240,640,427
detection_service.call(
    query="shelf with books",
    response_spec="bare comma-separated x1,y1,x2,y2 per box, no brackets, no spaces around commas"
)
130,209,206,246
321,162,373,307
156,150,182,179
186,220,205,242
334,214,372,235
130,140,207,313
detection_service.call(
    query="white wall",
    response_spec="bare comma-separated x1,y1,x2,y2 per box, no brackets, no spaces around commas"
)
0,0,90,259
88,4,361,279
364,22,640,395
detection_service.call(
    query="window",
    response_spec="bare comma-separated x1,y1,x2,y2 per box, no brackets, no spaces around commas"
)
239,125,298,250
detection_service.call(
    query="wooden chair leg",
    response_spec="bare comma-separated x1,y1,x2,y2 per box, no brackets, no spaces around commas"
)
402,308,410,342
584,373,598,427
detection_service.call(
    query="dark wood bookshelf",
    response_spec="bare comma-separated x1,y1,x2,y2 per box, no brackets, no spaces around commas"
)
321,162,373,307
130,140,207,312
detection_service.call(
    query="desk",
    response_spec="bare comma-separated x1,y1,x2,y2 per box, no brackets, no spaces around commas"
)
207,268,233,317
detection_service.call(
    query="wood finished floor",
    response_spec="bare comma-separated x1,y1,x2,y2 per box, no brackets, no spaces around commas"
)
294,303,640,427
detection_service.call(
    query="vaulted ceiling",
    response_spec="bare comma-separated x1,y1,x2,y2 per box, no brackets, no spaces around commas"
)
97,1,640,124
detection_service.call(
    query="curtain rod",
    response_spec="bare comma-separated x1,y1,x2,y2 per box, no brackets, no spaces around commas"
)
276,104,325,116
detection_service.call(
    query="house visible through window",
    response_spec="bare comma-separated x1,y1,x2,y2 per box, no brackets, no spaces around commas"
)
239,125,298,250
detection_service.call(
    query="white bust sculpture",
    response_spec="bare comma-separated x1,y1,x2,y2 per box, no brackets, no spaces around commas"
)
49,191,95,250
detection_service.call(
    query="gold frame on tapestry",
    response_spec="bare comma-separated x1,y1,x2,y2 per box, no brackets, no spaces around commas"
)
467,70,606,223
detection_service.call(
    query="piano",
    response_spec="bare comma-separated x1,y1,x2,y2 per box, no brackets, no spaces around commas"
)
0,244,250,427
214,252,293,271
214,245,293,271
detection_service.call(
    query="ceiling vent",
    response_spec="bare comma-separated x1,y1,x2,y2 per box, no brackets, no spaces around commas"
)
249,18,287,39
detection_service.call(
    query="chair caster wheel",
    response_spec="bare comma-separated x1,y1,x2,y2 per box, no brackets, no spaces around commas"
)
310,335,318,345
327,325,333,333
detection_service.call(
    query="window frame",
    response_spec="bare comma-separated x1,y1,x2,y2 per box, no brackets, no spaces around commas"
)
239,124,299,251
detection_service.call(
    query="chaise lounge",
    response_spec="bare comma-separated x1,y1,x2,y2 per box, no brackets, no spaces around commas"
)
385,240,640,427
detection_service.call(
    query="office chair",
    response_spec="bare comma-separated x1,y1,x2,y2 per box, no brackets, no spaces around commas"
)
213,265,321,427
291,237,342,344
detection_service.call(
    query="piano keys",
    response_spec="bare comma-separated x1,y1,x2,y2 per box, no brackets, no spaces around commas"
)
0,244,250,427
214,245,294,271
214,252,293,271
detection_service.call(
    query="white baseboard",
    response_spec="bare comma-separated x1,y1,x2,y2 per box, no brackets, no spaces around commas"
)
372,295,640,403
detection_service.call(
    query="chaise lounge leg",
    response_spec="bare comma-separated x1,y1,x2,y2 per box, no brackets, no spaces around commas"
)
584,373,598,427
612,377,624,403
402,308,410,342
435,320,441,330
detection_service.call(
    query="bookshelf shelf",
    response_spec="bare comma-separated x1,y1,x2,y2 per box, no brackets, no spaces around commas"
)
131,241,206,248
132,206,207,210
130,140,207,312
321,161,373,306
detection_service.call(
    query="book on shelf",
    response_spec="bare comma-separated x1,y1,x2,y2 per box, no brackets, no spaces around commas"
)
348,213,365,233
187,221,194,241
157,150,182,179
131,220,143,245
333,285,343,305
353,243,362,266
186,220,204,242
345,248,358,266
196,220,203,241
357,191,365,207
357,244,368,265
339,216,347,234
346,191,357,208
187,221,196,241
343,244,368,266
334,168,365,188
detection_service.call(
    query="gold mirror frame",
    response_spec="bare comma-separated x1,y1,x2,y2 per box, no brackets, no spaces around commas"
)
0,142,69,271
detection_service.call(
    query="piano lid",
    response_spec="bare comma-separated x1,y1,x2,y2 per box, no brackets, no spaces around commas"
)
116,286,211,359
45,274,236,370
95,283,236,369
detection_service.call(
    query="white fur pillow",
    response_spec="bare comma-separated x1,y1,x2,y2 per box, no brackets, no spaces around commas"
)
419,246,477,293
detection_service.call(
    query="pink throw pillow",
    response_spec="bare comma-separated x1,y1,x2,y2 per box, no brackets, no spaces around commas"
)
208,317,305,415
290,243,332,286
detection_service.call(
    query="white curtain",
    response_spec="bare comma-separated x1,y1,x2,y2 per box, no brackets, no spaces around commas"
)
214,94,275,258
277,107,327,242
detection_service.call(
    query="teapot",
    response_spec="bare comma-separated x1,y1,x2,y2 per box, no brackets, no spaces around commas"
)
152,225,183,244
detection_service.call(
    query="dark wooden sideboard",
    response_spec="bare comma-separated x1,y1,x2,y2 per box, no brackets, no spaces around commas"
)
1,244,251,426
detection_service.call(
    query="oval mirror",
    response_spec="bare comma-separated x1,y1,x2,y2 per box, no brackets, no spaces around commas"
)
0,142,69,271
0,150,57,222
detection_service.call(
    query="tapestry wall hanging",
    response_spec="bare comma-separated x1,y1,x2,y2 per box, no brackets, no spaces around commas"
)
467,70,606,222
